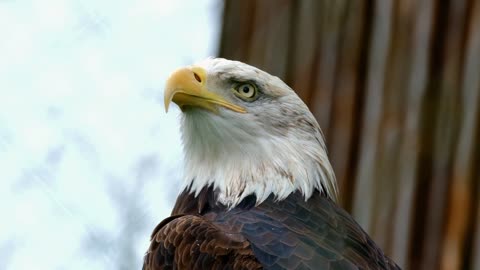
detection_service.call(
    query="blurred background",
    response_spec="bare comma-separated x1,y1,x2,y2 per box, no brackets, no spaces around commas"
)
1,0,479,270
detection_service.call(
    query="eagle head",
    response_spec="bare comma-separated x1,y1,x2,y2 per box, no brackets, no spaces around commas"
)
164,58,337,207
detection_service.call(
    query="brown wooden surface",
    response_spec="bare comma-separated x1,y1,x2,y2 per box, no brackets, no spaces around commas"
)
218,0,480,269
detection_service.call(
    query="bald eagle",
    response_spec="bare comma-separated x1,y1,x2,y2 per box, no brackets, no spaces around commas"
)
143,58,400,270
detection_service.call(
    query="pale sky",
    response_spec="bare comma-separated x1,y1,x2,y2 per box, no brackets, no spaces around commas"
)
0,0,221,269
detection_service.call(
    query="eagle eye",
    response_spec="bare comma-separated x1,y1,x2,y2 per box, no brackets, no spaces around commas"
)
234,83,257,101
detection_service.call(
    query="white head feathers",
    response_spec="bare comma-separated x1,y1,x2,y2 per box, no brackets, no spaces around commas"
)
176,58,337,207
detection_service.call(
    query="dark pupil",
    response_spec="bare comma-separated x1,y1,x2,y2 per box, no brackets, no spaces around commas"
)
242,86,250,93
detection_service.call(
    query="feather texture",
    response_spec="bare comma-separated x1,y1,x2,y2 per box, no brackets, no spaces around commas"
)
143,187,400,270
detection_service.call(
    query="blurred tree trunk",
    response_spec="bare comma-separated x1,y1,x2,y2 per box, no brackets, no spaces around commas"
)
218,0,480,269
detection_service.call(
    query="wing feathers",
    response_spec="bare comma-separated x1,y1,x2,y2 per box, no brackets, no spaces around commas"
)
143,215,262,270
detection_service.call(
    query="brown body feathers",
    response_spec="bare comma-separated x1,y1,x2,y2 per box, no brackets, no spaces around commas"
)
143,187,400,270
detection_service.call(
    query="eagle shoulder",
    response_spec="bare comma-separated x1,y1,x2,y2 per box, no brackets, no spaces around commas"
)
143,214,262,270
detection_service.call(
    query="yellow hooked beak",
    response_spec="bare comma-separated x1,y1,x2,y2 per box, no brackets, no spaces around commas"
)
164,66,247,114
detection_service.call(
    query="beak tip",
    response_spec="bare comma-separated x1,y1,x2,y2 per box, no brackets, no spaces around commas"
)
164,101,170,113
164,89,172,113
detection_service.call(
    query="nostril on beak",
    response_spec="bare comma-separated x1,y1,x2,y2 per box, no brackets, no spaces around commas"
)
193,72,202,83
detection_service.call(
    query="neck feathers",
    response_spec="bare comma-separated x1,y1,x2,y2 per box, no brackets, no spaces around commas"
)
180,109,337,208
